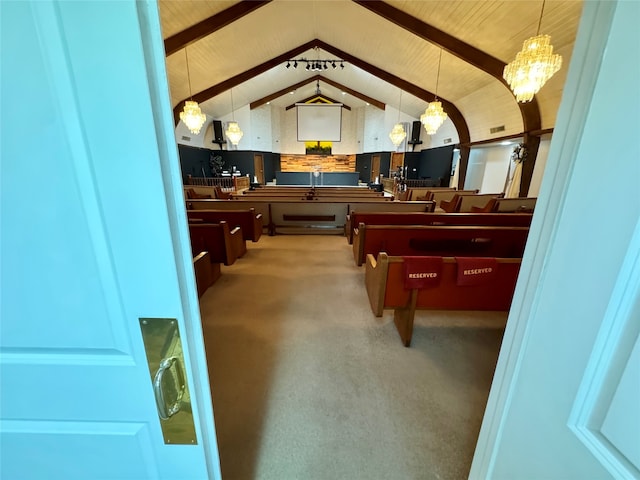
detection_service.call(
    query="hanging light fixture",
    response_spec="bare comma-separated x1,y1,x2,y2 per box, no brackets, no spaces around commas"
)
179,47,206,135
503,0,562,103
225,88,243,146
389,88,406,147
420,48,447,135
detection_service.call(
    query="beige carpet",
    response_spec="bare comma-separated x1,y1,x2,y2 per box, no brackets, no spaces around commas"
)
199,234,506,480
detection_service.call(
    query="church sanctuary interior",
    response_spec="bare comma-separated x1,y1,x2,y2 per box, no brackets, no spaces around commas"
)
2,1,639,479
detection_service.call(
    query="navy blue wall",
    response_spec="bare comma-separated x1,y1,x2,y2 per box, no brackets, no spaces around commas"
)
177,144,449,185
178,145,280,183
355,152,392,182
418,145,454,186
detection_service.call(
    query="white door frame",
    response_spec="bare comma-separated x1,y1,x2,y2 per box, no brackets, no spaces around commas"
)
470,1,618,477
136,2,221,477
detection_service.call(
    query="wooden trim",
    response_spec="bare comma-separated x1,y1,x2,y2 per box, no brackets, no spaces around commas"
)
352,0,541,133
459,129,554,148
285,95,351,111
173,40,318,123
282,214,336,222
251,74,384,110
164,1,272,56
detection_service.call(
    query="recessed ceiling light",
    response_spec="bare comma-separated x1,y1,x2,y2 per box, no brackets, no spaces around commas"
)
341,92,346,95
289,91,295,95
266,101,270,105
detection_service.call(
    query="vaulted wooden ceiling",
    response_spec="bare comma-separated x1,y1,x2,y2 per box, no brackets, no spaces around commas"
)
158,0,583,144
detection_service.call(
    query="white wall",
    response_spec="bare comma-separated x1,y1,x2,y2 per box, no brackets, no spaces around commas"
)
174,102,545,197
251,105,273,152
464,144,521,193
175,113,213,148
528,138,551,197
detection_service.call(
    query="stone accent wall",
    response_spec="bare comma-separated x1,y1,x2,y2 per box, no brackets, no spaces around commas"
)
280,154,356,172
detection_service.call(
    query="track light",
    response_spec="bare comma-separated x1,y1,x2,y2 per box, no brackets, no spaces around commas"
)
285,57,346,72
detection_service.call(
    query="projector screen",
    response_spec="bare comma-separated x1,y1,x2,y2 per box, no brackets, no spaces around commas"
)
296,104,342,141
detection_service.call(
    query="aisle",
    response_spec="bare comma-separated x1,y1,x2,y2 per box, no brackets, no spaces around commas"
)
199,235,507,480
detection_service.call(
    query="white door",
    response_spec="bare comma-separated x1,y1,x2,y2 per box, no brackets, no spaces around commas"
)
471,1,640,478
0,2,220,479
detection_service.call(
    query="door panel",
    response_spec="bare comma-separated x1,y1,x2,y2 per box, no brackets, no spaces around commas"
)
254,153,265,184
471,2,638,478
371,154,381,182
0,2,216,478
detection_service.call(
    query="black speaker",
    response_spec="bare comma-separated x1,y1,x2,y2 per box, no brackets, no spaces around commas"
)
212,120,224,143
410,121,421,143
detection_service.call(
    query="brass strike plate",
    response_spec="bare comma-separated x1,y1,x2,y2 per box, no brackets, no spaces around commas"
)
139,318,198,445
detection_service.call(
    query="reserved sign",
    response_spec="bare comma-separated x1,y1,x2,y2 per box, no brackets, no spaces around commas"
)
456,257,498,285
403,257,443,289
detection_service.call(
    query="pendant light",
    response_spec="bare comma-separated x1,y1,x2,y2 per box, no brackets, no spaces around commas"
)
225,88,243,146
503,0,562,103
389,88,406,147
179,47,206,135
420,48,447,135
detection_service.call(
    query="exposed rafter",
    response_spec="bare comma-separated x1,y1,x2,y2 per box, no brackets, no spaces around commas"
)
164,1,272,56
286,95,351,111
352,0,541,133
250,74,384,110
352,0,541,194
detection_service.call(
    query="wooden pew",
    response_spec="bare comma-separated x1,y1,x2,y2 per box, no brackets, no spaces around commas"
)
493,197,537,212
189,198,432,235
365,253,521,346
444,193,504,213
189,221,246,266
352,224,529,266
345,212,533,244
407,187,455,201
192,251,220,297
429,189,478,206
187,208,263,242
439,192,499,212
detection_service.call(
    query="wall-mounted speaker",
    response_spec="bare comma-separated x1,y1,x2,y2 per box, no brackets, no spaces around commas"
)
410,121,422,143
212,120,224,143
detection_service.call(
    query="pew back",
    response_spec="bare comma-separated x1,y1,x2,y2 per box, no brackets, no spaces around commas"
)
353,224,529,266
365,253,521,346
188,221,246,266
493,197,537,212
346,212,533,244
187,209,263,242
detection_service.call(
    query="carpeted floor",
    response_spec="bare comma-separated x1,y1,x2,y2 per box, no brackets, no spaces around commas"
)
199,234,506,480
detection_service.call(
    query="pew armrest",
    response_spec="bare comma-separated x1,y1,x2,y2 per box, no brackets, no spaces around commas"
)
229,226,247,259
365,252,389,317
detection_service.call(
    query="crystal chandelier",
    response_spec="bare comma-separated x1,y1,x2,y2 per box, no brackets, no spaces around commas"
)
389,89,406,147
503,1,562,103
179,48,206,135
225,121,243,145
225,89,243,146
420,48,447,135
420,101,447,135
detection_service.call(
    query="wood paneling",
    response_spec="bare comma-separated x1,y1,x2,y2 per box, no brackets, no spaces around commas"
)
280,155,356,172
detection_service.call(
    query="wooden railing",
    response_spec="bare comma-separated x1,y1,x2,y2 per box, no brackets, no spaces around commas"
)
185,176,241,192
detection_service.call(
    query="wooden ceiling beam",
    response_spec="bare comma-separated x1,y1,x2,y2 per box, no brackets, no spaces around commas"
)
173,41,317,123
251,74,383,110
352,0,541,133
164,1,272,56
285,95,351,111
314,40,470,143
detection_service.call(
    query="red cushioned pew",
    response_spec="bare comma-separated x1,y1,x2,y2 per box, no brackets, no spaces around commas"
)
365,253,521,347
